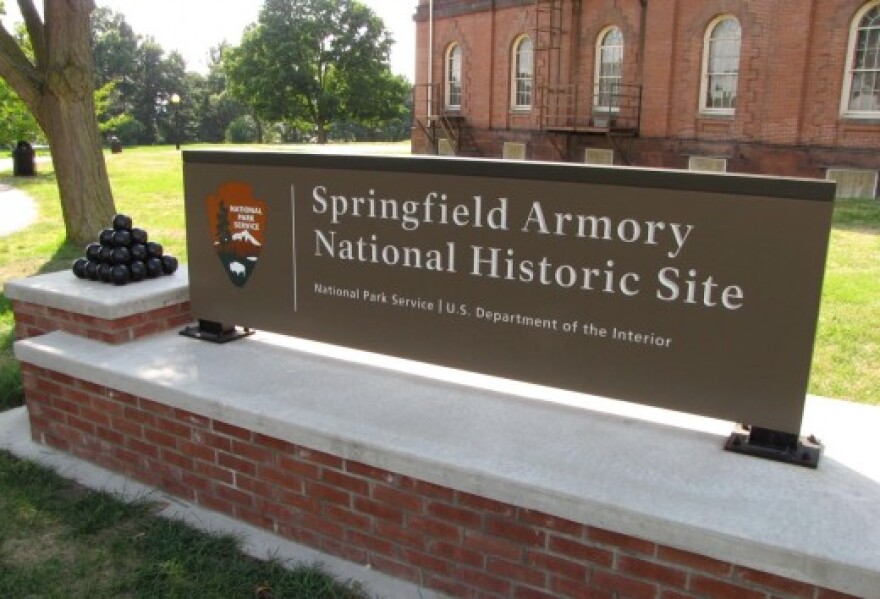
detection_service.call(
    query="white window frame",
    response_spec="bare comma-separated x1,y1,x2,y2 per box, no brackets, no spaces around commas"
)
699,15,741,115
840,1,880,118
594,26,624,113
511,35,534,111
445,43,462,110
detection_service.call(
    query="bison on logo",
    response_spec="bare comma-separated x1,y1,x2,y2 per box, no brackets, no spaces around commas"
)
206,182,267,287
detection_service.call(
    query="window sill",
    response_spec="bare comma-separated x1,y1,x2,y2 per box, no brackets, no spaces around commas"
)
698,111,735,120
839,114,880,125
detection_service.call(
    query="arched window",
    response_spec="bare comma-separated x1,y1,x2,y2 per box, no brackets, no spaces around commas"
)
595,27,624,110
700,16,741,113
842,2,880,116
445,43,462,110
511,35,534,110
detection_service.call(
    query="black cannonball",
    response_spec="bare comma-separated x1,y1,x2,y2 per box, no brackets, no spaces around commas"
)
146,241,163,259
85,243,102,262
129,243,147,261
161,255,179,275
72,258,88,279
129,260,146,282
99,228,115,247
130,227,148,245
145,257,163,278
85,260,100,281
98,263,113,283
112,229,132,247
110,264,131,285
112,214,133,231
110,246,131,265
99,245,113,264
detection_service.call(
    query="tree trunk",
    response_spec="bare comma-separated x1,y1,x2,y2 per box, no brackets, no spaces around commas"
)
41,0,116,246
315,119,328,144
42,91,116,246
0,0,116,246
255,115,264,144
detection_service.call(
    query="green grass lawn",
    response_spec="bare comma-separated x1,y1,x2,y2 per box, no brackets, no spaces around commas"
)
1,143,879,408
0,450,367,599
809,198,880,402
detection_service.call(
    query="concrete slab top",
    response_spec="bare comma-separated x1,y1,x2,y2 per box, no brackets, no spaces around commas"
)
14,329,880,598
3,269,189,319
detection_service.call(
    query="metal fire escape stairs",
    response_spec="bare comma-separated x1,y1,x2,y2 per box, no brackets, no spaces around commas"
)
414,63,481,156
535,0,641,164
414,89,482,157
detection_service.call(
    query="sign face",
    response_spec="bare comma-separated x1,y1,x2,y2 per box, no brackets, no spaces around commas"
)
183,152,835,434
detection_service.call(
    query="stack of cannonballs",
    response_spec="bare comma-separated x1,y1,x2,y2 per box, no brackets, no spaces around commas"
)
72,214,178,286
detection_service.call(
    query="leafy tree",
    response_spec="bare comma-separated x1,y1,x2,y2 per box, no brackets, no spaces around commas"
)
0,76,41,147
91,6,138,101
0,21,40,147
89,8,195,146
215,201,231,245
128,40,187,144
190,44,247,143
224,0,409,144
0,0,115,245
225,115,260,143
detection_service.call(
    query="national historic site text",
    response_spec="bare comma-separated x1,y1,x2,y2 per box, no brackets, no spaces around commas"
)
311,184,745,311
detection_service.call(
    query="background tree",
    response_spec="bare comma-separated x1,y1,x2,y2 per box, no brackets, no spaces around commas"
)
224,0,409,144
91,6,141,143
127,40,186,144
190,43,247,143
91,6,137,104
0,21,40,147
0,0,115,245
0,76,41,146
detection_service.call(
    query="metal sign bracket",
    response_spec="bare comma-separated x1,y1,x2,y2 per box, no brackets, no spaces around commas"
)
725,424,823,468
180,319,254,344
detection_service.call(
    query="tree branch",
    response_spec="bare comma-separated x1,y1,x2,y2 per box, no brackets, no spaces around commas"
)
0,20,45,112
17,0,45,68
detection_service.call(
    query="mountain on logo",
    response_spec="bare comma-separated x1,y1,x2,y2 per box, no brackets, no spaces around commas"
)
232,230,262,246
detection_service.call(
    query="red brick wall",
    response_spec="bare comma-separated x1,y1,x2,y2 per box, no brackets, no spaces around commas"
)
11,299,192,344
413,0,880,179
20,361,860,599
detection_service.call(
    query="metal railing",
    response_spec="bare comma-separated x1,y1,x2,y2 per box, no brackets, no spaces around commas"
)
541,83,642,132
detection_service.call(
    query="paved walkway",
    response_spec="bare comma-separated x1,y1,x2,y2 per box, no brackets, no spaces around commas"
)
0,184,38,237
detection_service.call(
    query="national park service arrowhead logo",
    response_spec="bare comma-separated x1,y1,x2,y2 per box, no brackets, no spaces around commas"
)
206,182,266,287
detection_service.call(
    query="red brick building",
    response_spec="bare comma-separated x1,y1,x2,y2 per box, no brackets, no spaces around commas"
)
411,0,880,198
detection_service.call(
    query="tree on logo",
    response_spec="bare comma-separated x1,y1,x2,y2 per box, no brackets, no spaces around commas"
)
216,201,232,247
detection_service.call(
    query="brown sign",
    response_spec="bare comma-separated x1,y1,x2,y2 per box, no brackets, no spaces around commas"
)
183,152,835,434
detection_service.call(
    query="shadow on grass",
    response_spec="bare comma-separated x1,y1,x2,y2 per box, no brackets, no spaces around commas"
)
1,241,82,412
34,238,82,276
0,171,56,188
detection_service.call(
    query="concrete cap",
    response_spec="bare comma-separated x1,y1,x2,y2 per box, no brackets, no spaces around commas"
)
13,329,880,598
3,269,189,319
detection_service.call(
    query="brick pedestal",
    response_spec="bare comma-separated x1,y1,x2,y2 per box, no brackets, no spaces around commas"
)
6,271,874,599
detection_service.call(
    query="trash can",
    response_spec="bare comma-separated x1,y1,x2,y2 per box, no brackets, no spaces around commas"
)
109,135,122,154
12,141,35,176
